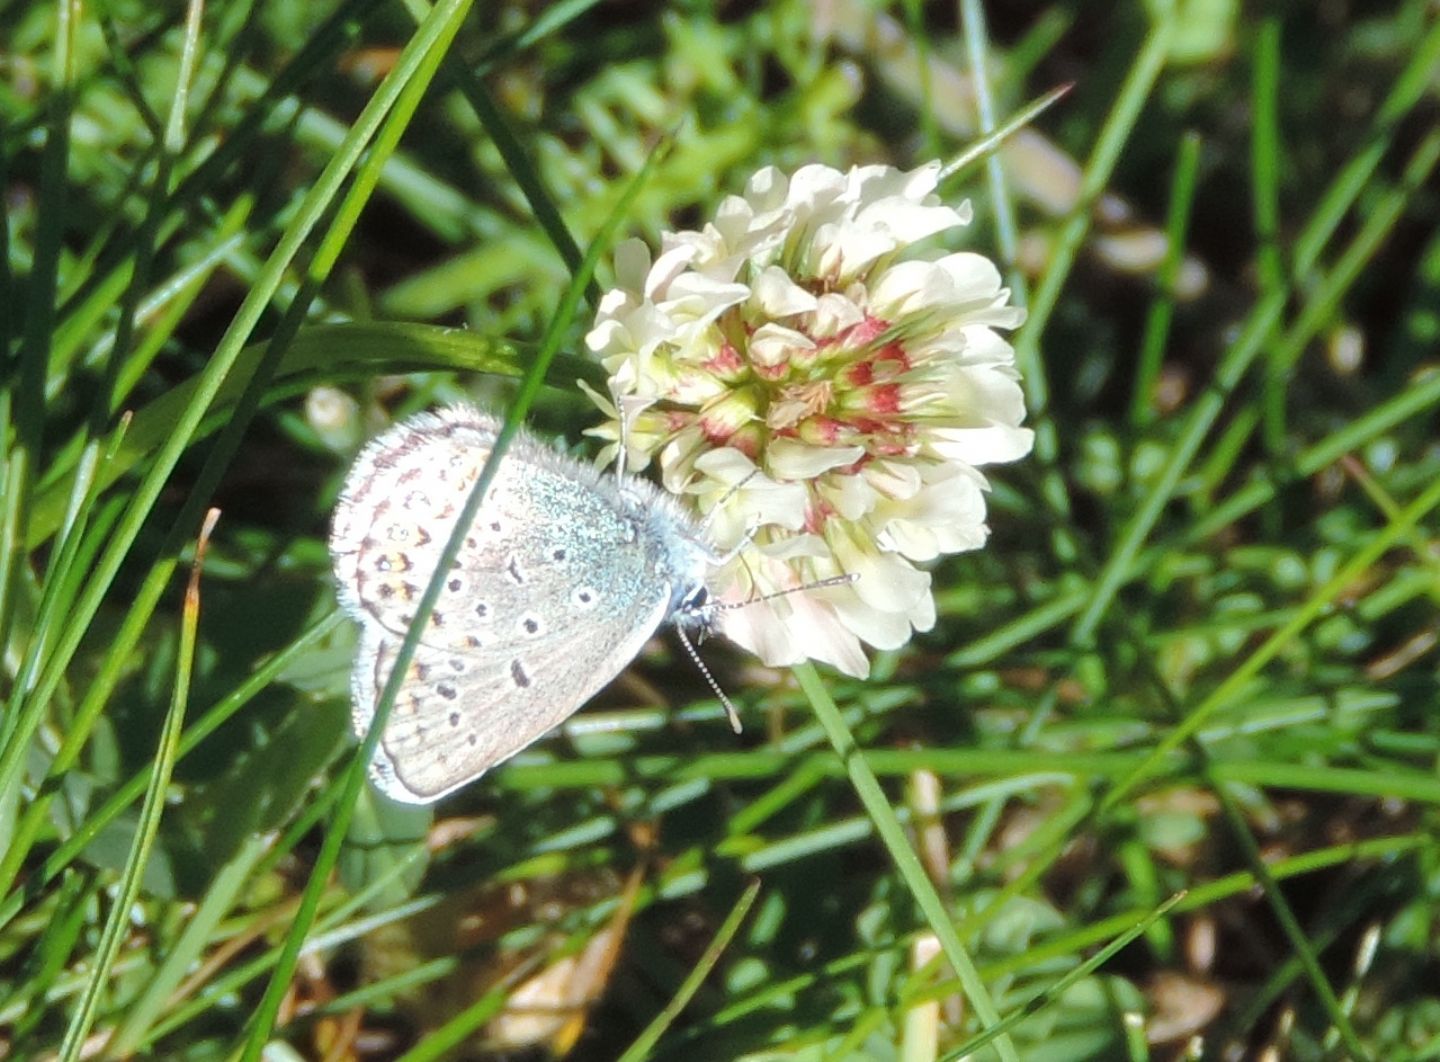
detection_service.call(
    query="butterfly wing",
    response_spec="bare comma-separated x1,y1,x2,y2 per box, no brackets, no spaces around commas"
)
353,599,669,802
332,406,678,804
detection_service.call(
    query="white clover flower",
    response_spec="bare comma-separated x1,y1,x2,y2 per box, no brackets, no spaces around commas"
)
584,161,1033,678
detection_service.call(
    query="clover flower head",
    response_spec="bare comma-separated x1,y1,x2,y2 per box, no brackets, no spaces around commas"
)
585,161,1033,678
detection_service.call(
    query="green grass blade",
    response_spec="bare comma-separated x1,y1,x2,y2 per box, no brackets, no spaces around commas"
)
1290,17,1440,278
400,0,589,288
103,831,272,1057
1130,131,1201,428
1011,10,1174,478
0,0,77,658
957,0,1021,267
55,508,214,1061
625,881,760,1061
792,662,1018,1062
941,891,1186,1061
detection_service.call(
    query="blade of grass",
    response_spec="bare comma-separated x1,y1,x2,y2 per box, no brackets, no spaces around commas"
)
101,832,272,1056
871,267,1440,772
0,0,77,658
1225,873,1392,1051
1272,129,1440,380
299,957,460,1024
1197,125,1440,498
0,412,130,759
1290,17,1440,278
474,0,603,72
0,106,11,363
90,0,204,428
938,83,1073,188
140,848,436,1052
56,508,216,1061
401,872,654,1060
1181,363,1440,546
389,971,535,1062
107,224,248,405
6,0,198,794
616,882,760,1059
1117,628,1371,1060
1253,18,1286,460
43,199,239,401
958,0,1021,268
899,0,940,157
792,662,1018,1062
1210,777,1368,1059
941,891,1186,1061
51,0,386,328
1025,72,1440,932
704,833,1426,1033
1010,10,1175,536
1130,131,1202,428
250,6,490,1046
399,0,589,293
1,869,92,1043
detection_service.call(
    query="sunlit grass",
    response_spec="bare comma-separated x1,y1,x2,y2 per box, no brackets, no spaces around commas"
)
2,1,1439,1059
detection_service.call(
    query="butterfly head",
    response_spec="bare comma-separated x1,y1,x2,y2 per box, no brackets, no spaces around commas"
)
673,582,717,640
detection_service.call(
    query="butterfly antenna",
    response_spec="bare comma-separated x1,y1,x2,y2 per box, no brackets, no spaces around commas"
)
698,469,760,538
707,572,859,613
675,624,743,734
